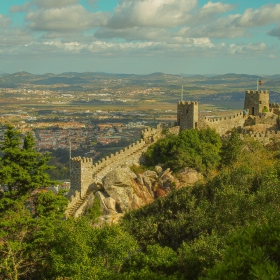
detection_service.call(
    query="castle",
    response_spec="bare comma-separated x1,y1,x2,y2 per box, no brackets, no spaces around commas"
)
66,89,280,218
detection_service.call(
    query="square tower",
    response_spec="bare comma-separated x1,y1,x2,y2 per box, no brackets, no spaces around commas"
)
244,90,269,116
177,101,198,131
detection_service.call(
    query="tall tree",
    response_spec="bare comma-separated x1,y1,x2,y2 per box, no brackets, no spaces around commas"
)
0,126,55,199
0,126,68,279
220,128,243,167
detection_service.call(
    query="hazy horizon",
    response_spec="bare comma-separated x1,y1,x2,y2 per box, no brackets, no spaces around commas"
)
0,70,279,77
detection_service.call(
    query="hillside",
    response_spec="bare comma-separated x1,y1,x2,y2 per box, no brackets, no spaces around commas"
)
2,126,280,279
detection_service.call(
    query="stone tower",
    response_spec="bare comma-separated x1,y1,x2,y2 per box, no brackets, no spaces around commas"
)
177,101,198,131
244,90,269,116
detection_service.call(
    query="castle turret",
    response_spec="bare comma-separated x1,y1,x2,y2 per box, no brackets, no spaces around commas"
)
68,157,94,198
177,101,198,131
244,90,269,116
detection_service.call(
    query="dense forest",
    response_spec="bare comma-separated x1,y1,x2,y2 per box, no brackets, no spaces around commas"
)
1,125,280,279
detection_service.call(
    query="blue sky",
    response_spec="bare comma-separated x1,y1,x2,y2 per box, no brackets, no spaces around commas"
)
0,0,280,75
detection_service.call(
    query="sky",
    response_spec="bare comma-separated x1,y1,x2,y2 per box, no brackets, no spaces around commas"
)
0,0,280,75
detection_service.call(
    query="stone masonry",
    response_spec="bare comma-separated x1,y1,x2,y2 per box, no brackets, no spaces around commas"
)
66,124,166,217
67,89,280,218
244,90,269,116
177,101,198,131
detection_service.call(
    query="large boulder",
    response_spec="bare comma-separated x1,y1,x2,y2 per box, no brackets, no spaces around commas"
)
95,191,118,215
102,168,154,213
177,167,203,186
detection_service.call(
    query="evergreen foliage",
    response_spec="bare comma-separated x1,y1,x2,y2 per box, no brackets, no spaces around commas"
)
0,125,55,200
145,128,222,173
1,125,280,279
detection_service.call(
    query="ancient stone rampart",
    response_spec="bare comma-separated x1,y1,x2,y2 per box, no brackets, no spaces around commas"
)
177,101,198,131
68,124,163,201
168,126,180,135
240,130,280,145
270,103,280,115
244,90,269,116
68,157,95,199
199,111,246,135
141,124,163,143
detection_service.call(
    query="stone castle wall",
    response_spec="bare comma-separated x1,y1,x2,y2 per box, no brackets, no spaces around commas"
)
177,101,198,131
244,90,269,116
270,103,280,115
199,111,246,135
68,125,164,201
241,130,280,145
68,89,279,216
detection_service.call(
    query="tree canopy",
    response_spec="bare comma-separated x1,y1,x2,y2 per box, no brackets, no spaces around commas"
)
145,128,222,173
1,125,280,279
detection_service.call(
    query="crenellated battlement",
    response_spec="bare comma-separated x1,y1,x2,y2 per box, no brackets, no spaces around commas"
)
177,100,199,130
245,90,269,94
270,103,280,108
141,124,163,143
69,135,151,204
68,88,280,218
244,89,270,116
177,101,198,105
199,111,246,135
203,111,244,123
240,130,280,145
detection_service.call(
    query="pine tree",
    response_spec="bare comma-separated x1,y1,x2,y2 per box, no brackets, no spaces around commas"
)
0,126,55,199
0,126,68,279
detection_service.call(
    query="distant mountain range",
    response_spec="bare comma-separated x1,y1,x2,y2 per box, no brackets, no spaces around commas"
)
0,71,8,76
0,71,279,89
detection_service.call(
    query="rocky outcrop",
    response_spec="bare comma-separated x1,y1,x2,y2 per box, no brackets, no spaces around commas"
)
177,168,203,186
96,165,177,220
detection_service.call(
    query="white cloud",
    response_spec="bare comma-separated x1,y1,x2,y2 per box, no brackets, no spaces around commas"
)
25,5,110,32
1,0,278,67
108,0,197,28
0,29,33,54
32,0,79,9
234,4,280,27
229,43,267,55
10,2,32,13
0,15,11,28
10,0,79,12
177,14,249,39
199,1,234,17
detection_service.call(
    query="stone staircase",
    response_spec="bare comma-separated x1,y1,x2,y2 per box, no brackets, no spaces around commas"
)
67,142,151,218
66,189,93,218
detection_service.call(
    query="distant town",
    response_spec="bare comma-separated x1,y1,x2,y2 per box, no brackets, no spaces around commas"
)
1,71,280,179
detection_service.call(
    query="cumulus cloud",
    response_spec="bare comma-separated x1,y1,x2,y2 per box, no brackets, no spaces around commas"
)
0,29,33,54
2,0,278,64
177,14,249,39
199,1,234,17
233,4,280,27
229,43,267,55
10,0,79,12
10,2,32,13
25,5,110,32
268,27,280,39
108,0,198,29
95,26,214,47
0,15,12,28
95,27,169,41
32,0,79,9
